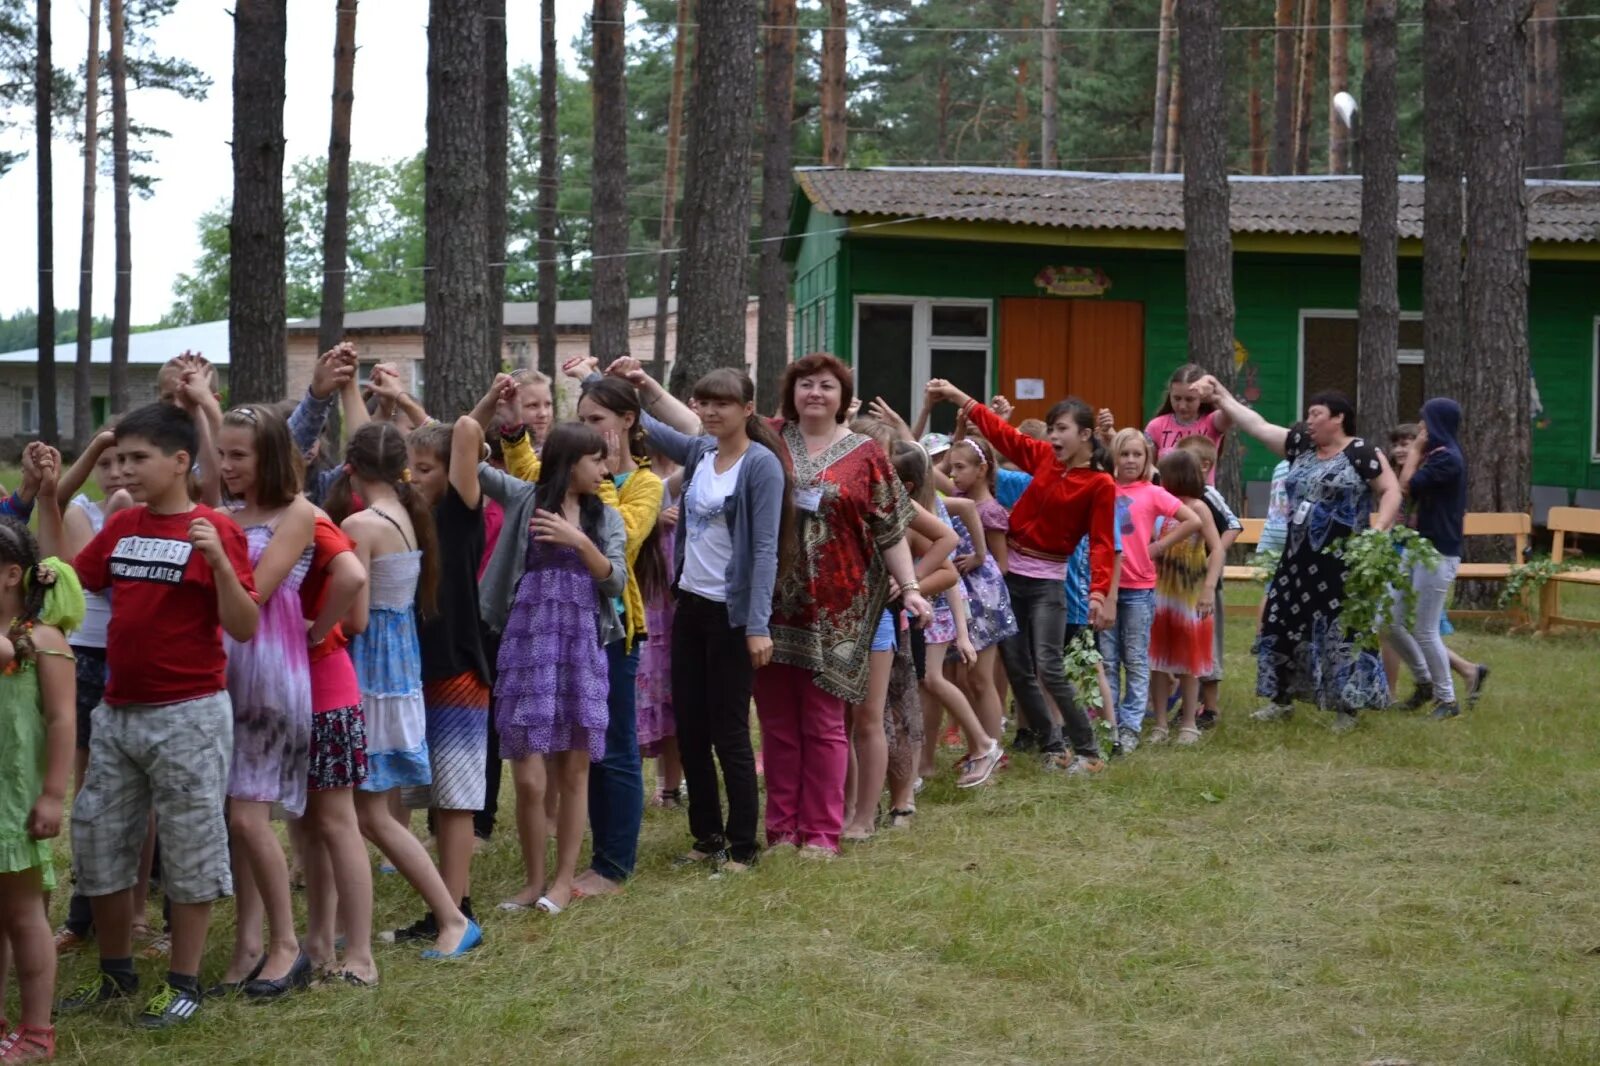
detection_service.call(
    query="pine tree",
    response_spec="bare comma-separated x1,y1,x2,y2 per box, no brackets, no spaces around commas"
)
756,0,797,413
1422,0,1465,402
590,0,630,363
73,0,99,445
34,0,56,439
1357,0,1399,440
537,0,557,380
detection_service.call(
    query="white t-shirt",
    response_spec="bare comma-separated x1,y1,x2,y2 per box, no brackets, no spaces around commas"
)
70,494,112,649
679,450,746,603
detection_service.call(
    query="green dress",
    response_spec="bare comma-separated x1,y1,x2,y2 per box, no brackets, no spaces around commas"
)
0,648,68,889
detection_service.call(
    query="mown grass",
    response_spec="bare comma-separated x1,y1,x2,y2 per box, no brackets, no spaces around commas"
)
22,603,1600,1066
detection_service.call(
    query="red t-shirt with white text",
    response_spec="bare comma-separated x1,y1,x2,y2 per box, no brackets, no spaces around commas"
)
74,504,257,707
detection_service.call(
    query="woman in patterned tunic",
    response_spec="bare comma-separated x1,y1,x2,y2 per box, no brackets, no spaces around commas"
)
1198,377,1402,732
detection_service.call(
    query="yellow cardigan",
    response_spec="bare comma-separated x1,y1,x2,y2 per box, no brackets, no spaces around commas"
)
503,432,661,651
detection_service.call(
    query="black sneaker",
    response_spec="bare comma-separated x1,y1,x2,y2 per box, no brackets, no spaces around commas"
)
379,911,437,944
1010,728,1040,754
1430,701,1461,720
1467,664,1490,708
136,980,202,1029
1399,683,1435,712
57,971,137,1014
1197,708,1219,731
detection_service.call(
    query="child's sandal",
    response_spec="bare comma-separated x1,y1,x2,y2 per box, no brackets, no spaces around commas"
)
0,1023,56,1063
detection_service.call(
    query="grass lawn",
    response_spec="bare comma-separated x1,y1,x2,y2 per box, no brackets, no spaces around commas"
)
25,595,1600,1066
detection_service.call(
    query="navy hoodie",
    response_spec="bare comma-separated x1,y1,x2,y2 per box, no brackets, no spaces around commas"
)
1408,398,1468,557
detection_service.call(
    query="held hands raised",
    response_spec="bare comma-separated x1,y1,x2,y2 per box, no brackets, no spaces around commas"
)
311,343,359,399
923,378,972,409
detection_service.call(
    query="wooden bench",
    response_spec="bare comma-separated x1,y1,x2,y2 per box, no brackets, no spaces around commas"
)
1223,519,1266,616
1538,506,1600,632
1450,512,1532,621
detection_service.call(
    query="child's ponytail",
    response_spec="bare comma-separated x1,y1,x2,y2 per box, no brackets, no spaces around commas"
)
397,475,440,619
331,422,441,618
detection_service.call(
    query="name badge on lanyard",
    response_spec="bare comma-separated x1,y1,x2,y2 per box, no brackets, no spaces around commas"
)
795,486,824,514
1293,500,1312,526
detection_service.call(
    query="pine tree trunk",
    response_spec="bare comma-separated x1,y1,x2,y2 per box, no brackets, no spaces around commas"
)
1292,0,1319,175
1249,32,1265,175
1328,0,1349,173
423,0,490,417
1039,0,1057,169
1013,15,1030,168
650,0,691,383
820,0,846,167
1462,0,1529,516
484,0,508,379
537,0,558,380
1423,0,1466,403
756,0,796,414
1164,61,1182,173
590,0,630,363
35,0,56,441
1271,0,1296,175
109,0,131,412
1180,0,1239,506
74,0,101,446
1150,0,1176,172
670,0,759,394
1524,0,1562,177
318,0,357,450
228,0,288,406
1358,0,1399,441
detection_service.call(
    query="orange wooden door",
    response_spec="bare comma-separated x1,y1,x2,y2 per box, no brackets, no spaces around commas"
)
998,297,1144,428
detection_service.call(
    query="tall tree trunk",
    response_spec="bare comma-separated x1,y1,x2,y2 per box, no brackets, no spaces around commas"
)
1150,0,1176,172
670,0,759,393
590,0,629,362
110,0,131,412
820,0,846,166
1328,0,1350,173
1423,0,1466,402
1013,14,1030,168
424,0,490,417
649,0,691,382
756,0,796,414
1249,32,1265,174
1462,0,1528,516
318,0,357,451
537,0,557,381
1358,0,1399,442
1039,0,1057,169
1271,0,1296,175
74,0,101,446
484,0,507,379
1179,0,1239,505
1525,0,1562,177
1164,61,1182,173
228,0,288,406
1292,0,1319,175
936,64,950,162
35,0,56,441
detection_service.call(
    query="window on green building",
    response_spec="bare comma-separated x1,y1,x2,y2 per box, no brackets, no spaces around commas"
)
1300,312,1425,430
854,299,991,433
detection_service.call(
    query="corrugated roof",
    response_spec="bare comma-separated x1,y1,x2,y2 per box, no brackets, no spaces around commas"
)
0,319,231,365
794,167,1600,244
287,297,678,333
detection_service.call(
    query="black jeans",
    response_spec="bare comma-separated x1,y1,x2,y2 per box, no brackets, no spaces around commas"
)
998,573,1100,758
672,591,760,863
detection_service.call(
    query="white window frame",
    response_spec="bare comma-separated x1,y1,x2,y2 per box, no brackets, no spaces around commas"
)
19,385,38,435
851,296,993,409
1296,307,1425,413
1591,315,1599,461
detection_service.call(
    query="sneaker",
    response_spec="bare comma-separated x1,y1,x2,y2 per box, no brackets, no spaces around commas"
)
1331,711,1359,734
1040,750,1071,771
1010,728,1040,755
1116,726,1139,755
1252,703,1293,722
57,971,136,1014
1398,682,1435,712
1148,725,1169,745
379,911,438,944
1467,664,1490,708
0,1024,55,1063
1063,754,1107,776
1430,701,1461,720
1197,708,1219,730
1176,726,1201,746
136,981,202,1029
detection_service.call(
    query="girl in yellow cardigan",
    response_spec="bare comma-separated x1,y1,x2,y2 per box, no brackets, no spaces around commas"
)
502,371,662,898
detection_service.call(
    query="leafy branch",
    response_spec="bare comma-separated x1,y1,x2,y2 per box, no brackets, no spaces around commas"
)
1324,527,1443,652
1498,555,1578,612
1063,628,1103,709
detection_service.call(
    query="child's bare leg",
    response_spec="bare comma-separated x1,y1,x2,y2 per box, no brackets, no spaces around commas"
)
354,790,469,954
918,685,942,777
505,756,547,907
222,830,264,981
433,809,475,908
288,817,335,968
0,870,53,1028
1095,662,1116,726
964,646,1006,739
303,787,374,981
1179,674,1201,731
658,738,683,795
228,799,300,981
544,751,589,909
923,643,992,756
1151,672,1173,732
131,812,156,936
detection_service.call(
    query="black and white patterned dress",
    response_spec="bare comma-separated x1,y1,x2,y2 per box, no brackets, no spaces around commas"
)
1253,425,1390,713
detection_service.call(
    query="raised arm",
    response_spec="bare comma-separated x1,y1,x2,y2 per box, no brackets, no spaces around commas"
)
57,429,116,503
606,357,700,435
638,409,702,467
1196,375,1287,457
289,344,357,454
450,416,485,510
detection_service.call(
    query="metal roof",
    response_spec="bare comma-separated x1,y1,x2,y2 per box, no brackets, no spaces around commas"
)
0,319,232,365
287,297,678,333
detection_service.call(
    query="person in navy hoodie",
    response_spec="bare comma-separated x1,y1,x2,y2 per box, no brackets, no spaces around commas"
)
1387,398,1476,719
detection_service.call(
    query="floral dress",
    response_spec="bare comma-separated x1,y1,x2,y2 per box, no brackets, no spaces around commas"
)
955,496,1017,651
1255,426,1389,712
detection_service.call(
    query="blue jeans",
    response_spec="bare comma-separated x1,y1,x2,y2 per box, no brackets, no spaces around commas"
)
588,641,643,882
1098,588,1154,732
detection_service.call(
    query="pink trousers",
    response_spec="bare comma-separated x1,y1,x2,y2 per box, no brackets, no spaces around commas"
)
752,662,848,853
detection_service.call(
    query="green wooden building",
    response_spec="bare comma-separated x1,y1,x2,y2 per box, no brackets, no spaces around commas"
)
784,167,1600,496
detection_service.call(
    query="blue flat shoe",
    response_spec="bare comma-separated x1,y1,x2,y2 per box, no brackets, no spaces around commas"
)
420,919,482,960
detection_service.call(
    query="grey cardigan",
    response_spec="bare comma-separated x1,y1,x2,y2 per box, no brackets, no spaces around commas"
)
477,462,629,645
640,410,784,637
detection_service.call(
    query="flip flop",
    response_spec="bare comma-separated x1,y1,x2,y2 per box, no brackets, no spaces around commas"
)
534,896,563,916
497,899,536,913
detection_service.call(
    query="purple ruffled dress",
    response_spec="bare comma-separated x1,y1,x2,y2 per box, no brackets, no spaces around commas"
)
494,535,609,761
635,519,676,755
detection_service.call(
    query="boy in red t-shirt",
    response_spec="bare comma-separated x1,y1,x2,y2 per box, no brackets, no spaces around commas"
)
54,402,259,1030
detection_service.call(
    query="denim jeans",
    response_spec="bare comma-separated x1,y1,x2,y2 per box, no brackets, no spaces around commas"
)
588,640,644,882
1098,588,1154,732
998,574,1100,757
1387,555,1460,703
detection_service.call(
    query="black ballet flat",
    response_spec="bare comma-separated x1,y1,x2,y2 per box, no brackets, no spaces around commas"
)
205,954,266,999
243,953,313,1001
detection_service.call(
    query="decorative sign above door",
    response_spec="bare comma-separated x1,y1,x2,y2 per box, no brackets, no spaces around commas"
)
1032,266,1112,297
